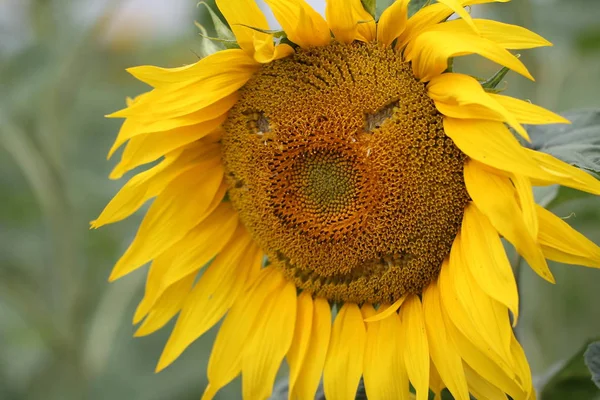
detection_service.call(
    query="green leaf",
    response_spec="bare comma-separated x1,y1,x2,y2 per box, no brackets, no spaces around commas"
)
235,24,288,39
194,22,225,57
539,338,600,400
576,28,600,55
481,66,510,92
528,109,600,175
585,342,600,389
361,0,377,18
199,1,236,42
408,0,432,17
375,0,395,19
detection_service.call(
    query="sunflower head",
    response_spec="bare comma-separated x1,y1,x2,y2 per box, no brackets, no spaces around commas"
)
223,40,470,304
95,1,600,399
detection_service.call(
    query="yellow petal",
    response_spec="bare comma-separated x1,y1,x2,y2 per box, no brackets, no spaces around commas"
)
155,230,257,370
287,291,314,398
252,41,295,64
363,311,410,400
354,0,376,42
203,268,284,399
438,257,515,380
448,234,514,374
397,2,450,48
400,295,429,400
377,0,409,47
264,0,330,48
131,182,228,322
490,93,570,125
92,148,190,228
510,332,534,397
442,301,526,400
511,174,538,241
117,54,259,120
364,295,406,322
428,73,529,140
326,0,373,44
461,203,520,324
361,303,377,319
464,161,555,283
422,281,470,400
291,297,332,400
424,18,551,50
464,363,509,400
111,142,218,219
215,0,271,56
126,49,255,87
242,280,297,400
429,362,446,400
537,205,600,268
398,0,509,49
435,0,479,34
109,118,224,179
152,203,238,295
323,302,366,400
108,162,225,281
134,273,195,337
526,149,600,195
442,118,548,180
107,94,236,157
407,30,533,82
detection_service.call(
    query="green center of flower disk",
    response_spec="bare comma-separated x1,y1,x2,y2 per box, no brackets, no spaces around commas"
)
222,41,470,304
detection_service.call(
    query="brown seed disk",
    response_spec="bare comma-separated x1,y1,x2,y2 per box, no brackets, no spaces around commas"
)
221,41,469,304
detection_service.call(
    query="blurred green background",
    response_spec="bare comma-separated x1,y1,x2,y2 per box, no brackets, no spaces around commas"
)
0,0,599,399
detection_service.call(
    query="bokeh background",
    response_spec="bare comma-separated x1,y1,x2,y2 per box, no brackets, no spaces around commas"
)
1,0,599,399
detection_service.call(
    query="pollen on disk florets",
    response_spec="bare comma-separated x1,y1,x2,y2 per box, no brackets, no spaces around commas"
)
221,41,469,304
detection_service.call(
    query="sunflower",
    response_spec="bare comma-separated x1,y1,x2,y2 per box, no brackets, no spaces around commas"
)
94,0,600,399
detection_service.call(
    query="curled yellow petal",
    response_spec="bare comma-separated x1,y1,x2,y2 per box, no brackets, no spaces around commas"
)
435,0,479,34
377,0,409,47
526,149,600,195
427,18,551,50
364,295,406,322
464,161,555,283
429,73,529,140
215,0,271,56
265,0,330,48
398,0,510,49
537,205,600,268
326,0,374,44
490,93,570,125
443,118,549,180
407,30,533,82
464,363,509,400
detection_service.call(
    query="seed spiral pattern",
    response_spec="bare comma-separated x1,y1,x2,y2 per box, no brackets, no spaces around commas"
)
222,42,469,303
